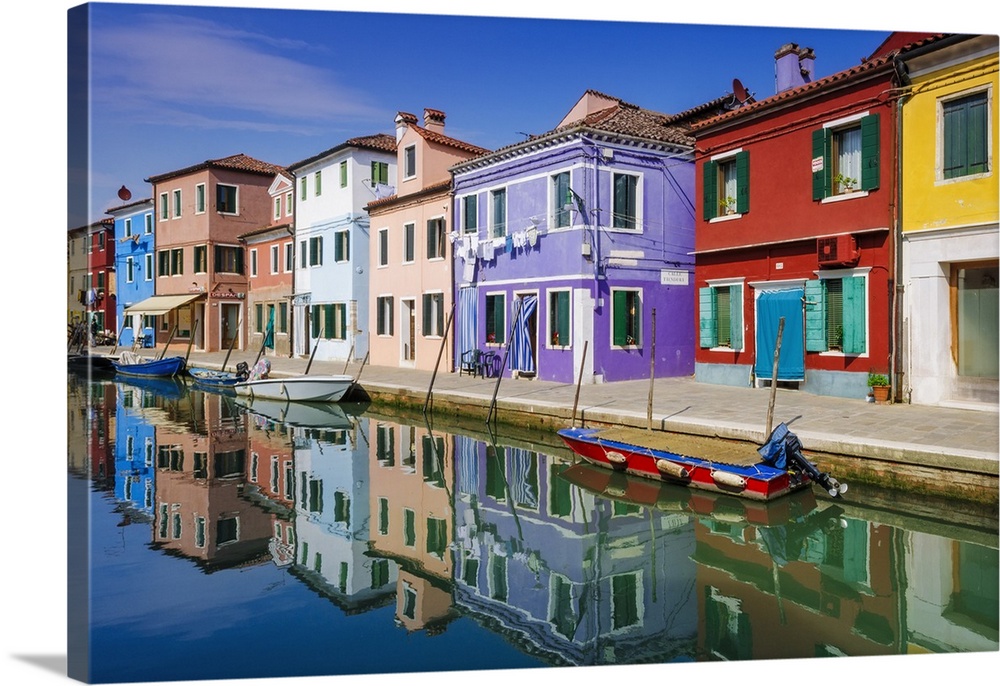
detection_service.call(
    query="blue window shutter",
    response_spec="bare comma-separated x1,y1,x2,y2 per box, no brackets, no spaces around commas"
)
860,113,880,191
699,287,717,348
812,128,831,200
729,285,743,349
735,151,750,214
703,161,718,220
804,280,827,352
842,276,866,354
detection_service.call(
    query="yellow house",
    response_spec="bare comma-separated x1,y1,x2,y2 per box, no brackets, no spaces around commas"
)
900,34,999,408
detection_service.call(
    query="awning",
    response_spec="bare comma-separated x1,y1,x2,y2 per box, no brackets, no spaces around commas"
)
124,293,202,316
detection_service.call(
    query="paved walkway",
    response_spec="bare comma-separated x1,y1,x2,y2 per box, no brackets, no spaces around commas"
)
114,345,999,482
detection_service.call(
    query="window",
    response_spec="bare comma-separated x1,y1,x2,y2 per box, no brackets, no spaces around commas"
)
699,284,744,349
703,150,749,220
813,113,879,199
340,161,348,187
216,184,238,213
953,263,998,377
805,275,867,354
552,171,572,228
404,145,416,178
124,218,132,237
371,160,389,186
167,248,183,276
490,188,507,239
285,191,293,216
403,508,416,547
250,249,258,277
377,296,394,336
461,195,478,233
159,192,169,220
125,257,134,283
426,517,447,558
426,218,445,259
172,189,182,217
322,303,347,340
300,177,307,201
214,245,244,274
270,245,279,273
144,253,153,281
273,196,281,220
378,228,389,267
195,183,206,213
99,232,106,250
284,242,293,272
278,302,288,334
422,292,444,337
315,170,322,196
612,289,641,346
309,236,323,266
144,213,153,234
403,223,415,263
612,173,639,229
193,245,207,273
485,293,505,345
333,231,349,262
611,573,641,630
299,239,307,268
254,303,264,334
942,90,990,180
548,289,570,348
377,498,389,536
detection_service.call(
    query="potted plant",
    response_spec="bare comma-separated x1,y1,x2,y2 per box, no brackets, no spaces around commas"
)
719,196,737,215
835,173,857,193
867,371,891,403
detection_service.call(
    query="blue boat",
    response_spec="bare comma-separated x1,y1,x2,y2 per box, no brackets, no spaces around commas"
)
188,362,248,390
112,351,187,378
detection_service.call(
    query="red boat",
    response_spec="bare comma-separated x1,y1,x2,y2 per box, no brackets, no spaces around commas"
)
557,422,846,502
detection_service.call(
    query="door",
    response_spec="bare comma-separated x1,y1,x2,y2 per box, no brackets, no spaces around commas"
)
220,303,240,351
754,289,804,381
510,293,538,376
401,298,415,363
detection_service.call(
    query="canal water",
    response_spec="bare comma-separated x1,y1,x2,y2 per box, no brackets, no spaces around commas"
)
67,370,998,684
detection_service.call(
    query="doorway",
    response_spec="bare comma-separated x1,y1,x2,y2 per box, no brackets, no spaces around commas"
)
754,288,804,383
221,303,241,352
401,298,416,363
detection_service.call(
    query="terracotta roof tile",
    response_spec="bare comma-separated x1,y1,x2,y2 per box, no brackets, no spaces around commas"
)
287,133,396,171
146,153,283,183
410,124,491,156
365,178,452,212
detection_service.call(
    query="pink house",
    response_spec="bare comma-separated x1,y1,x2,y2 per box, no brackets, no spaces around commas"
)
366,109,489,371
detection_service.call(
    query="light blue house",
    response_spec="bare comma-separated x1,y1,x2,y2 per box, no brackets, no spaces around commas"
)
107,197,156,347
450,90,731,384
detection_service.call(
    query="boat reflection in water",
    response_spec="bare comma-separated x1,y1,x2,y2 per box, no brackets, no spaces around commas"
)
68,371,999,683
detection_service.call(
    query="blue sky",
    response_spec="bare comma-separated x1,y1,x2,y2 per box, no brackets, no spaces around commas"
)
71,1,980,226
4,3,998,686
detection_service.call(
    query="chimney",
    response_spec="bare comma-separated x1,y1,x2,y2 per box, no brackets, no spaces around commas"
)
395,111,417,142
423,108,446,133
774,43,815,93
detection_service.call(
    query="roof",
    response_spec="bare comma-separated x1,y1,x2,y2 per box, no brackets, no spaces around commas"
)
406,122,492,157
365,179,452,212
237,222,294,241
692,33,951,132
287,133,397,172
105,197,154,215
145,153,284,183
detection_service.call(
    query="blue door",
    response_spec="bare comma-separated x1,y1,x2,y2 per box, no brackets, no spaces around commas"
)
755,289,804,381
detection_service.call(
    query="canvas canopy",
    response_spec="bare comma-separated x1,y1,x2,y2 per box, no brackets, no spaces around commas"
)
124,293,202,316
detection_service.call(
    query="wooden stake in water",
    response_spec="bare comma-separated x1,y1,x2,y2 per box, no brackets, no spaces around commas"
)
765,316,785,439
571,341,589,428
647,308,656,431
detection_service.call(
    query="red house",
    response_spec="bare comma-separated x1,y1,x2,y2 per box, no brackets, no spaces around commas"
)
86,218,117,338
691,34,935,400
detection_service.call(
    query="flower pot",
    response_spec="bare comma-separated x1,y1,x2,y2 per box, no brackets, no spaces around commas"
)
871,385,891,403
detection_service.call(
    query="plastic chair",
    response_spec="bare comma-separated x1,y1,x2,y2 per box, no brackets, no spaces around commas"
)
460,349,484,377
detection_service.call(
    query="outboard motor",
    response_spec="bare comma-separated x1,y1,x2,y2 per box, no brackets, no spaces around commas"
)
235,361,250,381
759,423,848,498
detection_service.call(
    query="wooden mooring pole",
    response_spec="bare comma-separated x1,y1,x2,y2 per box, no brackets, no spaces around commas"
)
647,308,656,431
764,316,785,439
571,341,589,428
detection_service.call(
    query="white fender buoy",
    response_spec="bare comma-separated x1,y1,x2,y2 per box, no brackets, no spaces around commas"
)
605,451,628,468
655,459,690,480
711,470,747,490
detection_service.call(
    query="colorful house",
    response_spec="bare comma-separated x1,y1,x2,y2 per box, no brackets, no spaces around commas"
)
287,135,397,363
365,109,490,372
898,34,999,408
238,171,295,358
450,91,727,384
67,223,90,329
108,197,156,347
692,36,935,399
138,153,283,353
86,218,117,338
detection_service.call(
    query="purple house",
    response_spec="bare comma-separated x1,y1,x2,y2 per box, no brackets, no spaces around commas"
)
451,90,732,384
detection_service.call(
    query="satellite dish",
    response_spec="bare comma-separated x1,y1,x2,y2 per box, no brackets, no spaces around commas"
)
732,78,749,104
118,185,132,201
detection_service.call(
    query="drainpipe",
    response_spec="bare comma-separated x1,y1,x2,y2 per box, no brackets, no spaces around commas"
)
892,56,911,403
286,223,295,358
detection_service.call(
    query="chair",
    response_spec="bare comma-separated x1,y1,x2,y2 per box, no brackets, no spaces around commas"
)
480,351,500,378
459,349,484,377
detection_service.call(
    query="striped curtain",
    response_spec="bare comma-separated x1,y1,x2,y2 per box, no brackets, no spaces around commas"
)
458,287,478,358
456,435,480,496
508,448,537,509
509,295,537,373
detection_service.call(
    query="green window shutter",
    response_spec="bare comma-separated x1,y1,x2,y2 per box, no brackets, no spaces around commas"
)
735,151,750,214
702,160,718,220
613,290,629,346
812,128,831,200
557,291,569,343
698,287,717,348
493,297,505,344
729,285,743,349
340,304,347,339
860,113,880,191
804,279,827,352
422,294,432,335
323,304,334,338
311,305,320,338
967,94,989,175
340,161,347,187
842,276,866,354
